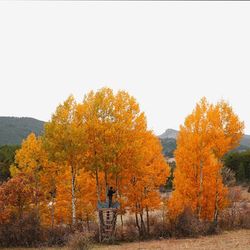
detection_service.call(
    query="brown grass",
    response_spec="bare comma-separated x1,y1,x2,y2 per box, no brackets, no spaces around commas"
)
94,229,250,250
240,186,250,202
2,230,249,250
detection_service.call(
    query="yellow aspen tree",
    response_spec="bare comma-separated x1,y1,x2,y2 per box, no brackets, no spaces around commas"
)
168,98,244,221
77,169,97,231
80,88,148,204
207,100,244,222
123,131,169,236
44,95,86,226
39,161,59,228
10,133,47,218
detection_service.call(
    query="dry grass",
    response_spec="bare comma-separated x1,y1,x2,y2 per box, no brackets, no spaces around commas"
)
95,230,250,250
241,186,250,202
1,230,249,250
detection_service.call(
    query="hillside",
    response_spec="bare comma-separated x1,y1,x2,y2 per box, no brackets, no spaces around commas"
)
241,134,250,148
0,117,250,157
159,129,250,157
159,128,178,140
0,117,45,146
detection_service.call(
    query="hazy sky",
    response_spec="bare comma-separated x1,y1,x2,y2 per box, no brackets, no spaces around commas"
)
0,2,250,135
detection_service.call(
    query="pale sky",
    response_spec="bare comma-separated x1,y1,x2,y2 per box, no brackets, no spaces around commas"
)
0,2,250,135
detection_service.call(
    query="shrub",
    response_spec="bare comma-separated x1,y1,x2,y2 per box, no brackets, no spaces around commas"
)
148,214,171,239
46,226,73,246
0,211,44,247
219,186,250,230
173,207,212,237
67,232,93,250
0,210,73,248
116,216,138,242
241,207,250,229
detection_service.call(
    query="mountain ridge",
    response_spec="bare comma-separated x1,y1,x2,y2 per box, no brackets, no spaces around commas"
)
159,128,250,157
159,128,178,139
0,117,44,145
0,117,249,157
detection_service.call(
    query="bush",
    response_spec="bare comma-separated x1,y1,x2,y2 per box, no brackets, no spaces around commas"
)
46,226,73,246
67,232,93,250
241,207,250,229
173,207,212,237
148,214,171,239
219,186,250,230
0,210,74,248
116,216,138,242
0,211,44,247
219,204,250,230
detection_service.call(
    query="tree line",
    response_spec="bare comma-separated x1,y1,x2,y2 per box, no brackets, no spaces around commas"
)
1,88,169,235
0,88,246,246
224,151,250,183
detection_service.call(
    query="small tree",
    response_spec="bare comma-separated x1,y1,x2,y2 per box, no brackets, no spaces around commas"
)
0,174,37,223
168,98,244,221
44,96,87,226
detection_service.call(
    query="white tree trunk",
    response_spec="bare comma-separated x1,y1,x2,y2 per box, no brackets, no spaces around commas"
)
198,160,203,219
71,166,76,226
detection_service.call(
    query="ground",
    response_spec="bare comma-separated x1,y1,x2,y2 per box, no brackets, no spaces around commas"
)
95,230,250,250
1,229,250,250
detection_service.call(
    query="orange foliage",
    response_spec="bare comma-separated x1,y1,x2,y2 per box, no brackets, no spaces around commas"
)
168,98,244,221
2,88,169,230
123,131,169,213
0,174,37,223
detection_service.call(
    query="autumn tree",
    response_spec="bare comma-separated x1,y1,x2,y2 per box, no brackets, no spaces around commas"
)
10,133,47,218
79,88,149,202
123,131,169,236
76,169,97,231
44,96,86,226
168,98,244,222
80,88,170,237
4,88,170,234
0,173,36,223
8,133,59,228
39,161,59,228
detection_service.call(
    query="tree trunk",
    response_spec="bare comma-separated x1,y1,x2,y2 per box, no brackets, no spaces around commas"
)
71,166,76,226
34,167,40,221
198,160,203,219
140,211,146,237
95,167,102,242
146,206,150,236
86,213,90,232
120,214,124,238
95,168,101,202
213,171,219,224
51,196,55,229
135,210,141,236
104,170,108,202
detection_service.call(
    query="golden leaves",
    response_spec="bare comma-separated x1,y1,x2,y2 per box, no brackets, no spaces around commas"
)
169,97,244,221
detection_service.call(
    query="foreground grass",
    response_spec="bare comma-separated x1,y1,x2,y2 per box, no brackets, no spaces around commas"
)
96,230,250,250
1,229,250,250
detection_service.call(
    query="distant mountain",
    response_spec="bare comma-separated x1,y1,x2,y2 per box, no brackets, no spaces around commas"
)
1,116,250,157
0,117,45,146
240,134,250,148
159,129,178,140
159,128,250,158
160,137,176,158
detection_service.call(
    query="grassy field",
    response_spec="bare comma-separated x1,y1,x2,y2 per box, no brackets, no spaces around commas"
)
1,229,250,250
96,230,250,250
